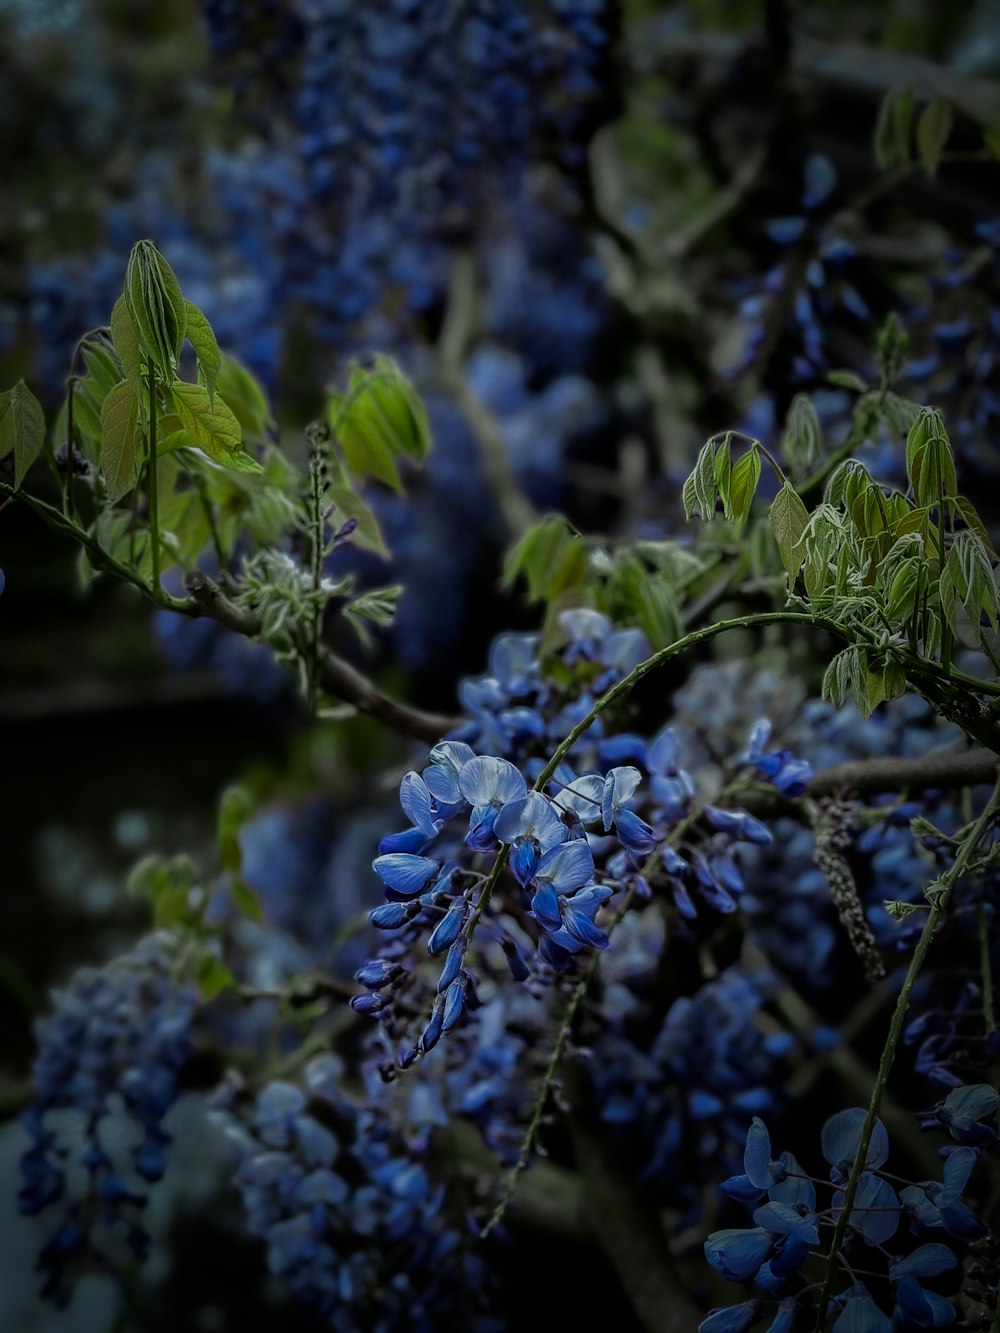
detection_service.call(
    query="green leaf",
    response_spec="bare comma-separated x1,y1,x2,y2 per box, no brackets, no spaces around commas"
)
874,89,914,168
230,877,264,924
110,295,145,401
197,952,235,1001
217,784,255,872
822,647,856,708
344,585,404,644
950,496,998,559
503,515,585,603
124,240,187,380
916,96,953,177
100,380,143,502
728,444,761,524
826,369,868,392
184,301,221,401
217,354,271,436
0,380,46,490
327,482,389,558
769,483,809,581
683,438,718,522
713,435,732,508
877,312,909,386
782,394,822,478
169,380,263,475
330,357,431,492
81,339,122,400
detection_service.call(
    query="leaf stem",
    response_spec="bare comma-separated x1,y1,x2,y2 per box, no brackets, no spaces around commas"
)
812,774,1000,1331
65,377,76,519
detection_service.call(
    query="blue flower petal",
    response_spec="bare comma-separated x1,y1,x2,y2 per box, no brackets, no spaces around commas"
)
458,755,526,808
704,1227,773,1282
535,839,594,894
372,853,439,898
744,1117,775,1189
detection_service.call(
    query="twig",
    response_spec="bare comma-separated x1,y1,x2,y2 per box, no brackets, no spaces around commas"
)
185,570,461,743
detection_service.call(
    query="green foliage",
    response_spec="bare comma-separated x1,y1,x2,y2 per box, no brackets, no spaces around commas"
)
100,381,143,502
0,380,45,490
326,355,431,494
169,380,263,474
124,239,187,381
503,515,586,604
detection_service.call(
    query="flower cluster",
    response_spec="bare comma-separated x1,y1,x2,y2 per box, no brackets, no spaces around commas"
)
218,1055,501,1332
701,1099,995,1331
18,935,198,1307
352,611,812,1072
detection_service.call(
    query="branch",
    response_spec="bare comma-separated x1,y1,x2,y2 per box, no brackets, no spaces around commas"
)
184,571,462,744
807,747,999,798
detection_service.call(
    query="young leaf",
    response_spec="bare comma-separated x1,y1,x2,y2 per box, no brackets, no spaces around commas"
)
327,482,389,558
782,394,822,477
728,444,761,523
330,357,431,492
169,381,263,475
873,89,914,169
110,295,145,401
916,97,953,177
184,301,221,401
950,496,998,558
100,381,142,502
877,312,909,386
769,483,809,580
0,380,46,490
218,784,255,873
217,354,271,436
124,240,187,380
503,515,585,603
683,439,718,521
344,585,404,644
713,435,732,509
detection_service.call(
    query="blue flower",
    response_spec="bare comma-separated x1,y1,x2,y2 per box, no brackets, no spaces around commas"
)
372,853,440,898
832,1171,899,1244
899,1147,986,1240
933,1084,999,1146
398,771,443,838
422,740,477,805
821,1108,890,1183
699,1301,763,1332
832,1286,892,1332
602,766,657,854
704,1227,774,1282
494,790,567,885
459,755,527,846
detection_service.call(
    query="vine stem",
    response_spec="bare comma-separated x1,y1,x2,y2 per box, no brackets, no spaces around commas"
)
148,367,161,600
978,905,995,1037
812,774,1000,1332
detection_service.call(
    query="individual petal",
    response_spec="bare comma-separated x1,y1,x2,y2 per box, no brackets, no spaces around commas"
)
372,853,439,898
600,627,649,674
894,1276,957,1328
599,734,648,767
419,1006,444,1054
832,1287,892,1333
458,756,526,808
614,806,657,855
704,1227,773,1282
889,1245,957,1283
833,1172,898,1244
436,941,466,993
821,1108,889,1176
378,826,431,855
441,980,465,1031
535,839,594,895
661,844,689,876
602,766,643,830
704,806,773,845
511,839,540,888
562,906,609,950
399,772,440,838
744,1118,775,1190
939,1199,987,1241
768,1155,814,1211
698,1302,762,1333
551,771,605,821
941,1146,977,1202
558,606,611,645
647,726,680,774
489,633,538,694
427,900,467,957
423,741,476,803
722,1174,766,1204
769,1233,811,1278
369,902,412,930
765,1299,798,1333
494,791,565,850
531,882,563,934
753,1201,819,1245
744,718,773,760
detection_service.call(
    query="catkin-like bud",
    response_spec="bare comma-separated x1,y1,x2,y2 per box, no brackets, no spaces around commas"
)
813,799,886,982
